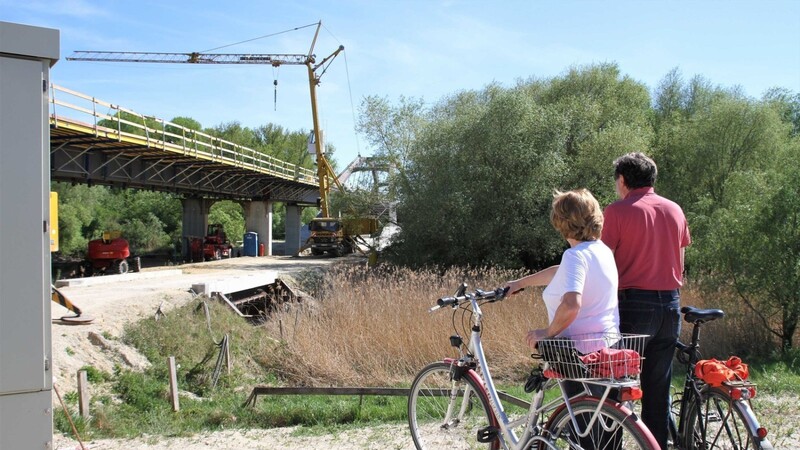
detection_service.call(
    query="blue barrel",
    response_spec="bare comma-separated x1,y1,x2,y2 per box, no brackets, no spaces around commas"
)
243,232,258,257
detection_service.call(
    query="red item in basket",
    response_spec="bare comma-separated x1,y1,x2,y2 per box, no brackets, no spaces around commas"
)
580,347,641,378
694,356,749,387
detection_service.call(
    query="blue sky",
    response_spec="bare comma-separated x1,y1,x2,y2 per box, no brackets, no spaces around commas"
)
3,0,799,168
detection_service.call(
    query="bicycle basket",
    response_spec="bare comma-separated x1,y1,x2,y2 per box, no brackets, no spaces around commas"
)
537,333,647,381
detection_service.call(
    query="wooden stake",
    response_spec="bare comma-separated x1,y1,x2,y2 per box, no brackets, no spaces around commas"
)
225,334,231,375
77,369,89,419
168,356,180,412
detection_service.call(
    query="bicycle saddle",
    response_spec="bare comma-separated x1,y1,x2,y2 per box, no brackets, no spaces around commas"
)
681,306,725,324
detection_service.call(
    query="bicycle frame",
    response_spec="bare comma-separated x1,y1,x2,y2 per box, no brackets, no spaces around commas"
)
445,294,542,448
450,293,639,449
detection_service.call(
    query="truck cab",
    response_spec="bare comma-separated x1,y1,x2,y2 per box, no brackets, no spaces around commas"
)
308,218,352,256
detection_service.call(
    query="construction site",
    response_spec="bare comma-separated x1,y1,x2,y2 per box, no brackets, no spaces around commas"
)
0,20,399,449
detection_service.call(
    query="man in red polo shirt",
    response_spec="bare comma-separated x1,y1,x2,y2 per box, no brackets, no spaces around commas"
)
602,152,690,450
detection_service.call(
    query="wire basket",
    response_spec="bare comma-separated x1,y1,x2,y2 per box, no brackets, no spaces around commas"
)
537,333,647,381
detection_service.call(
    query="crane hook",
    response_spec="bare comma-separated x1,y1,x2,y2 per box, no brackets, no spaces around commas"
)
272,65,280,111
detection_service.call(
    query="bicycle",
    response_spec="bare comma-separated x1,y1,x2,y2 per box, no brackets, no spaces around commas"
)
667,306,774,450
407,284,659,449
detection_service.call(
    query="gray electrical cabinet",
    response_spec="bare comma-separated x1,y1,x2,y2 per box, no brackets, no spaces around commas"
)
0,21,59,449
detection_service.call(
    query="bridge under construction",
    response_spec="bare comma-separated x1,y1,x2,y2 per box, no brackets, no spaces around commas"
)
49,84,321,256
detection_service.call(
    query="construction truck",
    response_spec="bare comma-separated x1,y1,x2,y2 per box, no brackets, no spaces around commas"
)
307,217,378,257
85,231,140,275
189,223,233,261
302,127,381,257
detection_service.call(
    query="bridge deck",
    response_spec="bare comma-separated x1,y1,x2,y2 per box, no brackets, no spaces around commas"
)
49,84,319,202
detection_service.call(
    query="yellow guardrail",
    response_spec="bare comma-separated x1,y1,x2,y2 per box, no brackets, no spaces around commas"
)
48,83,318,185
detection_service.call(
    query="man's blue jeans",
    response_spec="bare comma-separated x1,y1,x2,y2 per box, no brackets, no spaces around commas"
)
618,288,681,450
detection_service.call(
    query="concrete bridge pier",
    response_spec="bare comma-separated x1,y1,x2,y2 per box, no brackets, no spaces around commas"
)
181,197,214,260
284,203,303,256
242,200,273,256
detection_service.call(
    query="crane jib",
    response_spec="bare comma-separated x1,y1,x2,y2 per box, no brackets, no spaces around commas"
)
67,51,308,66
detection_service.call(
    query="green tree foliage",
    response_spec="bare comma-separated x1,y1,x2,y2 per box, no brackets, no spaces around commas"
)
696,158,800,352
208,121,260,149
352,95,427,227
541,64,652,199
52,183,180,257
119,190,181,254
378,64,652,268
357,95,427,172
255,124,316,169
209,200,245,245
654,75,800,351
52,183,113,256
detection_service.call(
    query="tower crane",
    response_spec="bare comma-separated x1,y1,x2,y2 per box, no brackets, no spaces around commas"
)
66,21,345,218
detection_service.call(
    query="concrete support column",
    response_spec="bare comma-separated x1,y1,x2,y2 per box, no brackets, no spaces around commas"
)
242,200,273,256
284,204,303,256
181,197,213,260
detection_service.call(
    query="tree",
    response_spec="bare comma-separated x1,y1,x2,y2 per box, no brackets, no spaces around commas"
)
52,183,113,256
696,143,799,352
380,64,653,269
255,124,316,169
653,72,800,352
357,95,427,172
356,95,426,209
534,63,652,204
209,200,245,245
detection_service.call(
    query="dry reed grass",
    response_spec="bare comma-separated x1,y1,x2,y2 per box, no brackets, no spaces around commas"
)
259,265,547,387
678,285,776,359
256,266,779,388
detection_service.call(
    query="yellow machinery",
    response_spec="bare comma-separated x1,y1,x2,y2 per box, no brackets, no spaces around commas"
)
51,285,93,324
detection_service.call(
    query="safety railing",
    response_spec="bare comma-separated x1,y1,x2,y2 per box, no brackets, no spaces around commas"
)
49,84,318,185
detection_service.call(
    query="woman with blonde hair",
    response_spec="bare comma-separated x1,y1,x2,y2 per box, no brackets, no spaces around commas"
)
504,188,619,350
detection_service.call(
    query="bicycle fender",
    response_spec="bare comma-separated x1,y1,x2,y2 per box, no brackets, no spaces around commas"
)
545,395,658,447
709,387,771,448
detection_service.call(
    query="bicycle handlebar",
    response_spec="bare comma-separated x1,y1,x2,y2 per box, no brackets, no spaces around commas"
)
429,286,509,312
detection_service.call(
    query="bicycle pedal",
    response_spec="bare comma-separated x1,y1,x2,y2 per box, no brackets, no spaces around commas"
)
476,425,499,443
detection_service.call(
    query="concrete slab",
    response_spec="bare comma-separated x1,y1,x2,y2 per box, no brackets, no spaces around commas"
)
190,271,278,296
54,269,183,288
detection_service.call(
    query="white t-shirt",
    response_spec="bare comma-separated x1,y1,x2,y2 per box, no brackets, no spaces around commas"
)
542,240,620,347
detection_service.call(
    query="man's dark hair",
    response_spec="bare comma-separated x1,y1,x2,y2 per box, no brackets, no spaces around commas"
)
613,152,657,189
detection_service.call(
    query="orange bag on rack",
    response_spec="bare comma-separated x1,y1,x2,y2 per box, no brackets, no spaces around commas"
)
695,356,749,387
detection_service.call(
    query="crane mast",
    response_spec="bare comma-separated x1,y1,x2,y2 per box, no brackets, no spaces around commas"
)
67,21,344,217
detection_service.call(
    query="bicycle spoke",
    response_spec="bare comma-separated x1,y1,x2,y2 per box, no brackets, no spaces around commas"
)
409,362,495,449
686,388,759,450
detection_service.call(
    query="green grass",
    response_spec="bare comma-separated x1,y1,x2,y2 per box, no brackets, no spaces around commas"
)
57,351,797,440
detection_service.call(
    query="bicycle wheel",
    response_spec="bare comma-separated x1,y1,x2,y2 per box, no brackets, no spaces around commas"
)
408,361,497,450
682,387,768,450
542,397,658,449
